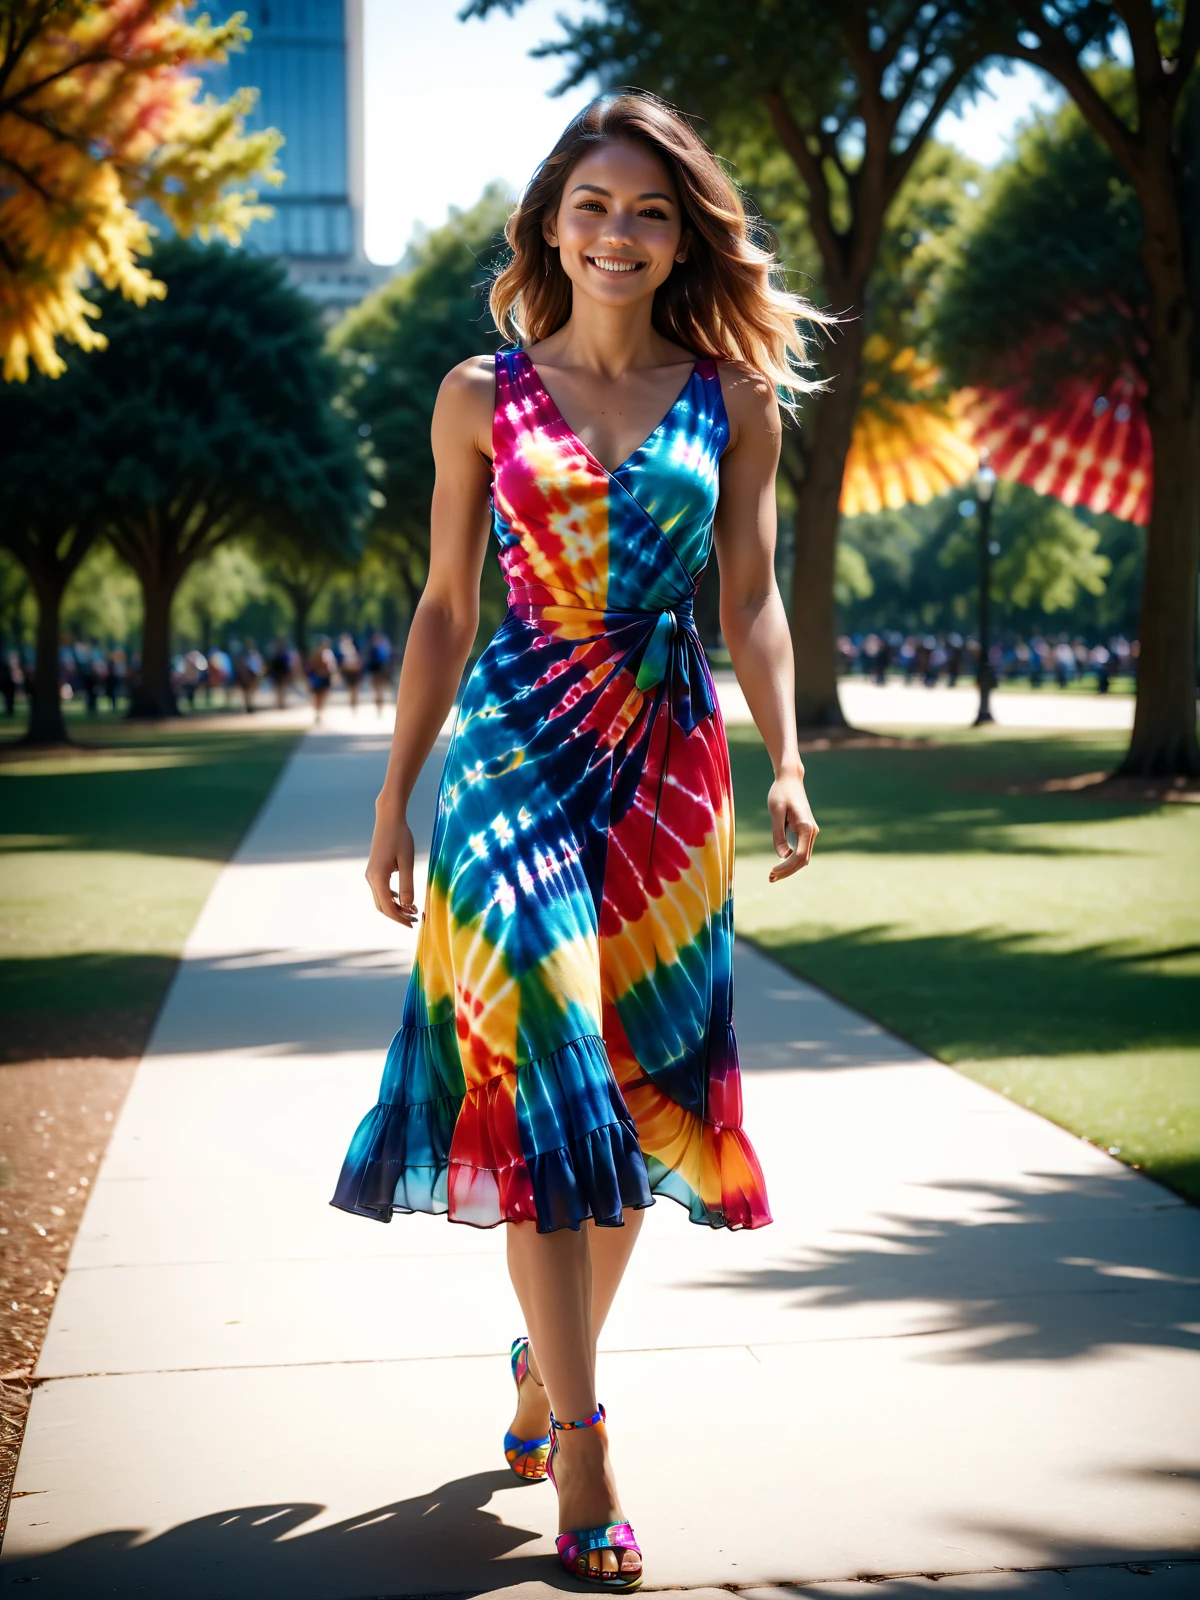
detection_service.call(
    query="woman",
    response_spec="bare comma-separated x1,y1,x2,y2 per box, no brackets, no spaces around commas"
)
268,637,293,709
305,637,337,723
333,91,821,1588
338,631,364,711
364,627,394,714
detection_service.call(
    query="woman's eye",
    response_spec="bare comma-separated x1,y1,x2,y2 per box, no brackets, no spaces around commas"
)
640,208,668,220
576,201,605,213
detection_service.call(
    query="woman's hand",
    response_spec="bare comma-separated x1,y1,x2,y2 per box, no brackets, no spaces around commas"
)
365,805,418,927
767,767,819,883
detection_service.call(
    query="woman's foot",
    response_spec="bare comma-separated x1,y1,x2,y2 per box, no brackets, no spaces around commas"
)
550,1421,641,1581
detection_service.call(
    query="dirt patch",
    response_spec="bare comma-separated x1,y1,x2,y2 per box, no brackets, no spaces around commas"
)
0,1055,137,1543
966,769,1200,805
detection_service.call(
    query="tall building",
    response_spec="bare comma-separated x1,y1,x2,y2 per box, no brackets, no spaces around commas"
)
206,0,388,311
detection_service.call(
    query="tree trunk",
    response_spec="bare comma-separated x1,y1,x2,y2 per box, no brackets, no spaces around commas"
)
26,572,67,744
789,312,867,726
1119,161,1200,776
292,590,311,655
1121,406,1200,775
128,572,180,718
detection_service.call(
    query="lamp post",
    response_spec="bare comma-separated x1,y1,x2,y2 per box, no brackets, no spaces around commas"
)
974,453,998,726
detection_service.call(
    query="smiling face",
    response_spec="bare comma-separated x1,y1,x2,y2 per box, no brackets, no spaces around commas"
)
544,139,688,310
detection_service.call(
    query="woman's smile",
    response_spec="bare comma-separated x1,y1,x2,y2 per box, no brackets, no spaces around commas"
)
585,254,647,274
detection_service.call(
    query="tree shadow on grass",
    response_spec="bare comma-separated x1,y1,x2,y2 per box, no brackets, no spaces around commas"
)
747,924,1200,1061
0,730,412,864
0,732,300,862
728,731,1170,858
0,1472,569,1599
693,1168,1200,1365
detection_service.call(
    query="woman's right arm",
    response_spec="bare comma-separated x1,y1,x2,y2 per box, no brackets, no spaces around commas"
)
365,356,496,926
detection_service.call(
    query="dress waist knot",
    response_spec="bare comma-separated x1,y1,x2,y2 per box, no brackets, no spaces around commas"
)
505,582,717,873
504,583,715,729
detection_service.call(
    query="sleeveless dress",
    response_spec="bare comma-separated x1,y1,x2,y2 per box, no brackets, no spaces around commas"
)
331,348,771,1234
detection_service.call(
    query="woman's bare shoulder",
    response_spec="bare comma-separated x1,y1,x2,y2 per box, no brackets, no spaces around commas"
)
715,360,782,452
434,354,498,454
438,354,497,410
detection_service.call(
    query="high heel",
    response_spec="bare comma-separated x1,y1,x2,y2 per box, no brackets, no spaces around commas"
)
503,1335,551,1481
547,1405,643,1590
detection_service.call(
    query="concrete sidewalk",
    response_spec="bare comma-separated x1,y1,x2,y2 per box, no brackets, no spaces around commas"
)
3,709,1196,1599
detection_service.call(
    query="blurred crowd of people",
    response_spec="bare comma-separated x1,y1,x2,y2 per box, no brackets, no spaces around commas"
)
1,625,1141,721
0,630,398,719
0,638,133,716
173,631,395,720
837,631,1138,693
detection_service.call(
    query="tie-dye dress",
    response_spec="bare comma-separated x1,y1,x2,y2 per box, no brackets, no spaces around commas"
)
332,348,771,1233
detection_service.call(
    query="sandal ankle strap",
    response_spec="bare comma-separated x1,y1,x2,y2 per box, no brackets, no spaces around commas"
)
550,1403,606,1432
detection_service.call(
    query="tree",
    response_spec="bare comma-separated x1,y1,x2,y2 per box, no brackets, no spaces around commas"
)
174,541,268,654
468,0,1000,723
952,482,1111,613
63,539,142,646
936,85,1143,401
944,3,1200,773
0,237,369,726
257,535,348,655
331,185,510,637
839,483,1112,635
0,547,31,653
0,0,280,381
0,356,108,738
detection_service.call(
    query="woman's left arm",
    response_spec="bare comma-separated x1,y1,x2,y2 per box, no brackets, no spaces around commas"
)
712,366,819,882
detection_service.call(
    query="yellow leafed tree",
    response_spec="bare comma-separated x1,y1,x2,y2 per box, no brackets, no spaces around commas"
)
0,0,282,381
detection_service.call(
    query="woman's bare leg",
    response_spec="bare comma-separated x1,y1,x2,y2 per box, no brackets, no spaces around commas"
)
509,1209,644,1436
587,1209,644,1336
506,1211,645,1577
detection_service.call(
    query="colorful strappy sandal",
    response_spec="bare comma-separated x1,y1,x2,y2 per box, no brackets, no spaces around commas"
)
547,1405,643,1590
503,1336,552,1481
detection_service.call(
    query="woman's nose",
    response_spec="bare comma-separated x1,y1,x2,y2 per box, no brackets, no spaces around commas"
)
601,211,637,244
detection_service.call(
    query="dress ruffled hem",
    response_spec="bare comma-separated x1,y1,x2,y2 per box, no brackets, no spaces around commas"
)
331,1024,655,1233
330,1014,771,1232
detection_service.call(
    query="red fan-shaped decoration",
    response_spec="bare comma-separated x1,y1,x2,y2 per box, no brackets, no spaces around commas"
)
959,368,1152,526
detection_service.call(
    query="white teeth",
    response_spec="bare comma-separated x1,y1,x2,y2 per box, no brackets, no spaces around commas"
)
589,257,642,273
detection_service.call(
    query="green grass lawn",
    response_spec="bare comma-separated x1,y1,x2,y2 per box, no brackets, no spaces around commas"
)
729,726,1200,1203
0,721,300,1058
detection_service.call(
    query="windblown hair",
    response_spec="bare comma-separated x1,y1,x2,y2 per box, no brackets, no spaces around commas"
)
489,90,830,404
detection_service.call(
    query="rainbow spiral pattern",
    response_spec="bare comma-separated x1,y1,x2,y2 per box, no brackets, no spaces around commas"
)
332,348,771,1233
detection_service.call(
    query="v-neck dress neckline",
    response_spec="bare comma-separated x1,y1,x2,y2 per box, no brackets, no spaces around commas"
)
517,347,700,480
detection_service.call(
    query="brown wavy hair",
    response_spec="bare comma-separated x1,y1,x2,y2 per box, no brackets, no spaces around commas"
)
489,90,830,403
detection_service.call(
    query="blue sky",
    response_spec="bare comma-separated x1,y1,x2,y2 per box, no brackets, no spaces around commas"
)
364,1,1062,265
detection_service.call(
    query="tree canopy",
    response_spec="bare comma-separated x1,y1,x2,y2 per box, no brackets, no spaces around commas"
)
935,86,1144,400
0,237,369,725
0,0,281,381
840,483,1118,636
331,185,510,630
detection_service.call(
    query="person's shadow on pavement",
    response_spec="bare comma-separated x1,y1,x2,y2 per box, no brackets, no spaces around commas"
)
0,1469,567,1598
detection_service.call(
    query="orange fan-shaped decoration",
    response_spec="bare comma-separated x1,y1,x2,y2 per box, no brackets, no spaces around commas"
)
839,345,978,517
